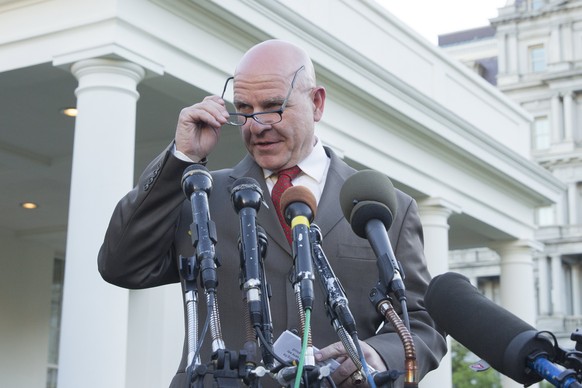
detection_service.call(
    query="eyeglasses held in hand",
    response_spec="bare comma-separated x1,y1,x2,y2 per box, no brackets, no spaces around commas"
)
220,65,305,126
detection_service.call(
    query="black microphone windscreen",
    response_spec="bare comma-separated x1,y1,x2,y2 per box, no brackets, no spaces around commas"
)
182,163,210,179
181,164,213,197
425,272,554,384
232,177,262,193
280,186,317,220
231,177,263,212
339,170,397,238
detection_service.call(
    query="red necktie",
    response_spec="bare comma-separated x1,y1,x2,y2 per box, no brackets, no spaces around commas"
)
271,166,302,245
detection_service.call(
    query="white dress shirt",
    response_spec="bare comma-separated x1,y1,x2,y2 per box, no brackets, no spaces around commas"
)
172,138,330,204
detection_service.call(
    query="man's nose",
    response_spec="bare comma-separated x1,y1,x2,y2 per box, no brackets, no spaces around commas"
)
248,117,271,134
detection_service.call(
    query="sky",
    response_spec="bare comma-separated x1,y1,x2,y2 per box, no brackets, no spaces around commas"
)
377,0,508,45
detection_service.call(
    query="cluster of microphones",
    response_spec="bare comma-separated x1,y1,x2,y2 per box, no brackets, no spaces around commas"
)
179,164,582,388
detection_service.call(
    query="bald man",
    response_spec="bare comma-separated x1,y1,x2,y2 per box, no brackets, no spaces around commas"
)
99,40,446,387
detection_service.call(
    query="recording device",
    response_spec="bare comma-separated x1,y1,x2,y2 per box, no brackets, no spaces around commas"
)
425,272,564,385
339,170,418,386
181,164,226,386
280,185,316,310
181,164,218,292
231,177,264,327
339,170,405,300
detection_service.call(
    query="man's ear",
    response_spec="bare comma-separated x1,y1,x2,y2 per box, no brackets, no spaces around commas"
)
312,86,326,122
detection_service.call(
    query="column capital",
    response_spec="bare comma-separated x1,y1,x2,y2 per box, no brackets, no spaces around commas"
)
53,45,164,76
71,58,145,99
489,238,544,255
561,90,575,99
418,197,462,215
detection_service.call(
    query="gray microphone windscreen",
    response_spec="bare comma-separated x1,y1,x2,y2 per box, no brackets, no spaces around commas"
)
339,170,397,238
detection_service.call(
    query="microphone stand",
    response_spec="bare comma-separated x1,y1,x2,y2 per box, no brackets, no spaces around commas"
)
256,226,276,370
182,165,250,387
310,223,396,388
309,224,368,385
369,286,416,388
368,283,417,388
526,330,582,388
285,198,321,387
179,255,201,386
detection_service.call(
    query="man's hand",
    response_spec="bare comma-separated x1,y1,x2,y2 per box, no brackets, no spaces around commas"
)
175,95,230,161
316,340,387,387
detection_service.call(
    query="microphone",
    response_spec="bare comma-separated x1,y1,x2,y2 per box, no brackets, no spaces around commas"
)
425,272,557,385
231,177,264,327
181,164,218,291
280,185,316,310
339,170,405,299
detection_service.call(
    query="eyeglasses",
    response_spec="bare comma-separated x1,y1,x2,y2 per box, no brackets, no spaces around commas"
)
220,65,305,126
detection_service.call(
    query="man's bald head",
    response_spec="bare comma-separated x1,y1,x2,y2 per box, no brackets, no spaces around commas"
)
230,39,326,172
235,39,316,86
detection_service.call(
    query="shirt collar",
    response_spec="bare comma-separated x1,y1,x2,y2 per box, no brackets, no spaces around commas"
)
263,138,328,183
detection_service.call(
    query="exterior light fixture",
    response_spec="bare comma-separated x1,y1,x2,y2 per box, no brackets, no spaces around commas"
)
61,107,78,117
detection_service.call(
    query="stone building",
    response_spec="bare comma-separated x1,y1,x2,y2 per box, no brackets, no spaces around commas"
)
440,0,582,350
0,1,565,387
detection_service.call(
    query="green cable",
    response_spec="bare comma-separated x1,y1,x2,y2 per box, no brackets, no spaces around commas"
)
293,308,311,388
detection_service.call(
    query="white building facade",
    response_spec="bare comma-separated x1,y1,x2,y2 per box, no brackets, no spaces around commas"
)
441,0,582,345
0,1,565,388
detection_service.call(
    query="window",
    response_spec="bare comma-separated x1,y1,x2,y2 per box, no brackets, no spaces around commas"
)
529,45,546,73
533,116,550,150
531,0,545,10
46,258,65,388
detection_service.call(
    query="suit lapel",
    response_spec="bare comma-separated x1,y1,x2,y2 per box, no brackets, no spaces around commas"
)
226,148,357,254
313,148,356,238
230,155,292,254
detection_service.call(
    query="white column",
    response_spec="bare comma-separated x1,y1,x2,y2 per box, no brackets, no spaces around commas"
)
417,198,459,388
563,22,573,63
555,189,568,225
58,59,145,388
537,255,550,315
551,254,565,316
562,91,574,142
418,198,460,277
549,24,561,65
567,182,578,225
572,264,581,316
491,240,541,388
498,33,508,75
126,285,184,388
507,32,518,75
551,93,563,144
491,240,541,324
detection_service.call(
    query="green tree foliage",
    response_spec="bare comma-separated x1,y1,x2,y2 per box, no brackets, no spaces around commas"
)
452,339,501,388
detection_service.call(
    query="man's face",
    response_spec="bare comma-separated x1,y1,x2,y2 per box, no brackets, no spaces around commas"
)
233,72,316,172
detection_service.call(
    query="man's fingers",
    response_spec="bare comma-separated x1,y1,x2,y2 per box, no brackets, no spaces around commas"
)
315,341,346,360
178,100,228,131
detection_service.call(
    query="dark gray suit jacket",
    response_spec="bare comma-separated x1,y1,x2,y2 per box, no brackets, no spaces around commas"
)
98,145,446,387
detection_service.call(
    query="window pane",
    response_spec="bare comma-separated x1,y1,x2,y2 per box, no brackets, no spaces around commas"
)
530,45,546,72
533,116,550,150
531,0,544,10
